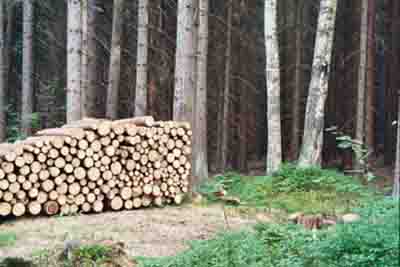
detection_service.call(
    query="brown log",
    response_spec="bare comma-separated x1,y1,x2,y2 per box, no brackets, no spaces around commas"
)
44,201,59,215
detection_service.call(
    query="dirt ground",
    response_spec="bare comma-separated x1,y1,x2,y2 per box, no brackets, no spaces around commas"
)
0,204,259,260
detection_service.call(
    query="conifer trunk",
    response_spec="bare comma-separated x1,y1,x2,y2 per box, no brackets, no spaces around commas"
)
265,0,282,174
21,0,34,135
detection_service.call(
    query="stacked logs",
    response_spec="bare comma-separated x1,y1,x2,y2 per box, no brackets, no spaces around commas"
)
0,116,191,217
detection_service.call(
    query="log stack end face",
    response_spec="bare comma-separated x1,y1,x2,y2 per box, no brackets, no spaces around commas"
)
0,117,191,218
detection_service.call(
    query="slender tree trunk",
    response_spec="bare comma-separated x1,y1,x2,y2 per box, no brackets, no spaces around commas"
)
67,0,82,123
265,0,282,174
81,0,88,117
219,0,232,171
106,0,124,119
366,0,376,151
355,0,368,151
291,0,303,159
0,0,5,141
135,0,149,116
21,0,34,135
173,0,196,123
298,0,337,167
85,0,97,117
193,0,208,183
393,92,400,198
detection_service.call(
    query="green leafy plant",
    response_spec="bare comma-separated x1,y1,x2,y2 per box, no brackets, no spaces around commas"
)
73,244,112,263
198,165,374,214
326,126,375,181
0,232,17,247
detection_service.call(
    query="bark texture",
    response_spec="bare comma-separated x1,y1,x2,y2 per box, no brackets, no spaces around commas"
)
0,0,5,141
366,0,376,150
21,0,34,135
67,0,82,123
265,0,282,174
355,0,368,147
219,0,232,171
106,0,124,119
298,0,337,167
85,0,98,117
173,0,196,123
393,93,400,198
193,0,209,183
135,0,149,116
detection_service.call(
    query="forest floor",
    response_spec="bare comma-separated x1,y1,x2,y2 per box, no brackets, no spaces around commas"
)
0,204,263,260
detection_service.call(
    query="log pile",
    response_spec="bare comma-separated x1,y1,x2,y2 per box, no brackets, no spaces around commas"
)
0,116,191,217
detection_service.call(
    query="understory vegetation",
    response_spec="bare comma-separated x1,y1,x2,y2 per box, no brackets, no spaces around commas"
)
198,164,377,214
137,166,398,267
138,199,398,267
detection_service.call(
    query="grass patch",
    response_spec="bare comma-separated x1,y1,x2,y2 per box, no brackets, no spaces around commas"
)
198,164,378,214
0,232,16,247
138,198,399,267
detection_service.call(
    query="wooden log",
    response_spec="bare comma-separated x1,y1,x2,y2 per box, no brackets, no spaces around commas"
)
81,202,91,213
124,199,133,209
44,201,59,215
36,128,85,140
68,183,80,196
113,116,154,127
12,203,26,217
111,196,123,210
2,162,14,174
28,201,41,215
93,200,103,213
120,187,132,200
132,197,142,208
0,202,12,216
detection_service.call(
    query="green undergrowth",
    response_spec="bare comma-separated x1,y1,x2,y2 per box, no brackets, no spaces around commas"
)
138,198,399,267
0,231,16,248
198,164,377,214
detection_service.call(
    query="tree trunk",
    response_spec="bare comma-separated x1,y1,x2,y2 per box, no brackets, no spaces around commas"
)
393,92,400,198
291,0,303,159
0,0,5,141
81,0,88,117
106,0,124,119
355,0,368,152
135,0,149,116
298,0,337,167
84,0,98,117
67,0,82,123
265,0,282,174
193,0,208,183
173,0,196,124
366,0,376,151
219,0,232,171
21,0,34,136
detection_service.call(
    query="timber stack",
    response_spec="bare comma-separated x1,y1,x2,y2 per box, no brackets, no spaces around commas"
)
0,116,191,217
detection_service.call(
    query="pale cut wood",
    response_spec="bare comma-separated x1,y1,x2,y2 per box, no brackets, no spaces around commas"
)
113,116,154,127
36,128,85,140
12,202,26,216
81,202,91,212
133,197,142,208
93,200,103,212
0,202,12,216
28,201,41,215
111,196,123,210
